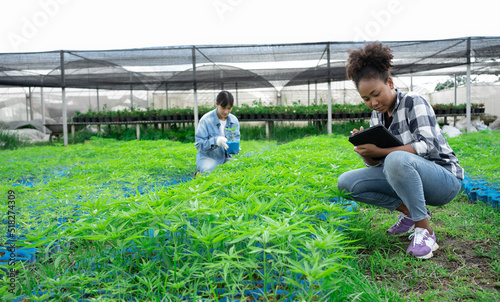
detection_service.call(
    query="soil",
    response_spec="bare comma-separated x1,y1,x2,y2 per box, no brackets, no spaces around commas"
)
358,232,500,299
428,237,499,292
235,294,256,301
232,293,290,302
257,294,285,301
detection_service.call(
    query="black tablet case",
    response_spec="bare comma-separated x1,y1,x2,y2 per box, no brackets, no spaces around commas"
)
348,125,403,160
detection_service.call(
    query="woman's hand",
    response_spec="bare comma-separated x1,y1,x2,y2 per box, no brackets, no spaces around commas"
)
350,126,384,166
354,144,383,158
216,136,229,150
350,126,364,135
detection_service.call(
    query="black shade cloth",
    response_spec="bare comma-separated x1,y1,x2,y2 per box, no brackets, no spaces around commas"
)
0,37,499,91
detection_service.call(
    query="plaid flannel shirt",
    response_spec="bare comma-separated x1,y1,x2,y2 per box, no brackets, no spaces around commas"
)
370,89,464,180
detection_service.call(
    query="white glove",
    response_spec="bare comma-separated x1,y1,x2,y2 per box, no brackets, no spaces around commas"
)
216,136,228,150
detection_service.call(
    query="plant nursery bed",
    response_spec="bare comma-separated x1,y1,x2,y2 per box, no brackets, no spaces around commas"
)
1,137,357,301
2,132,499,301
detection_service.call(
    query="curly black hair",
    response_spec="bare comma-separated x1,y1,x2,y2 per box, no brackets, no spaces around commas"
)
346,41,394,88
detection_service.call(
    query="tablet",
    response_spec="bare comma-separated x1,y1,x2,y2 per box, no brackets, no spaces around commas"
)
348,125,403,160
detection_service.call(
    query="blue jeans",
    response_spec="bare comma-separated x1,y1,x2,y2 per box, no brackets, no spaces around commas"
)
198,156,232,173
337,151,461,222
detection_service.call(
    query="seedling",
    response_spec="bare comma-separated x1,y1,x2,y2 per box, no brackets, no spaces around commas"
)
224,126,240,154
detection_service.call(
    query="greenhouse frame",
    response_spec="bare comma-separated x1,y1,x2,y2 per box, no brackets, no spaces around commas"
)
1,36,499,145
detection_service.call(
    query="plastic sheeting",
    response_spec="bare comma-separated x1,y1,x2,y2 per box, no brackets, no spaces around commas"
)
1,129,50,143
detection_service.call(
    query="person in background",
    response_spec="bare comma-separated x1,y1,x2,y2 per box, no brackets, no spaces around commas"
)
337,42,464,259
195,91,240,175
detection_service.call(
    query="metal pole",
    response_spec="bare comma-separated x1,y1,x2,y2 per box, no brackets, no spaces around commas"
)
307,80,310,106
235,82,239,107
326,43,332,134
410,74,414,91
343,80,346,104
466,38,472,133
454,74,457,105
29,87,33,120
96,88,100,112
453,74,458,126
41,87,45,134
165,83,169,110
61,51,68,146
315,80,318,105
192,47,199,130
25,88,29,120
130,85,134,109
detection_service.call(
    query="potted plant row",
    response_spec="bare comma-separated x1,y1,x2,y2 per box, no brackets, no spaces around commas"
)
232,103,372,120
432,103,485,115
471,103,485,114
72,102,484,123
72,104,372,122
72,106,213,123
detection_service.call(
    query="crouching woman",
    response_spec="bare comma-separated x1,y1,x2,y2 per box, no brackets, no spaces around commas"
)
195,91,240,174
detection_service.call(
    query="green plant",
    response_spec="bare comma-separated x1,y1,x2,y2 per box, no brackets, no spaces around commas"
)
197,105,211,117
224,126,238,141
73,110,83,119
251,99,265,114
84,108,96,118
0,135,360,300
449,131,500,184
118,107,132,118
3,131,499,301
0,129,24,150
132,109,145,119
145,105,158,117
108,110,118,118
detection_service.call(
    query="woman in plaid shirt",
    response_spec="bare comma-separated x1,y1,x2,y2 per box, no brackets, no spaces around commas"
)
337,42,464,259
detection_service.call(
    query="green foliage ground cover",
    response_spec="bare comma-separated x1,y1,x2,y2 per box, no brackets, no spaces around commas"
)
1,131,499,301
2,136,358,301
0,139,276,245
0,135,366,301
1,138,199,226
449,130,500,186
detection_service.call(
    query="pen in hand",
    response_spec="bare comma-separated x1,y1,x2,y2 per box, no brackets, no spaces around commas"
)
350,126,364,135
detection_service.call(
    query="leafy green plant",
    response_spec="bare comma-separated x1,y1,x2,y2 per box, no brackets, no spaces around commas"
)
70,102,484,124
0,135,360,300
0,129,24,150
2,131,499,301
449,131,500,185
224,126,238,141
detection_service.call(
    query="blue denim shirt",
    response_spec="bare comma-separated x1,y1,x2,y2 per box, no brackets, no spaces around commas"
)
195,108,240,172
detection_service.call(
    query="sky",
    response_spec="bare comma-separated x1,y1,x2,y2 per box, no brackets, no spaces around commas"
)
1,0,498,53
